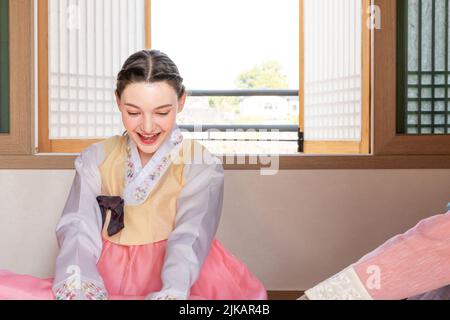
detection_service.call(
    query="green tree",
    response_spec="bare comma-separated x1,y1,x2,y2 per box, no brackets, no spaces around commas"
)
236,60,289,89
208,96,240,115
207,60,289,119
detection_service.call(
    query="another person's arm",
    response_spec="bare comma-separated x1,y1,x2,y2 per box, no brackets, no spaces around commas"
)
305,211,450,300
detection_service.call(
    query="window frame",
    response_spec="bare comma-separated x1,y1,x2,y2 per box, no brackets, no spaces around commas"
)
38,0,368,156
36,0,152,153
0,0,9,134
1,0,450,169
0,0,33,155
151,0,303,154
373,0,450,155
299,0,372,154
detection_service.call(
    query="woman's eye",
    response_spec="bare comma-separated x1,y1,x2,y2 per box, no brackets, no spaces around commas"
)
127,112,140,116
157,112,170,116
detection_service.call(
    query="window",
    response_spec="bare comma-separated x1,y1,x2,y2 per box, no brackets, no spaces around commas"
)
374,0,450,155
0,0,32,156
1,0,449,168
38,0,150,153
397,0,450,135
152,0,300,155
0,0,9,134
37,0,371,155
151,0,370,155
301,0,370,154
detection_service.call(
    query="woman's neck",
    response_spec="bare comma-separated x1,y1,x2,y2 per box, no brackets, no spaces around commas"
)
138,150,153,168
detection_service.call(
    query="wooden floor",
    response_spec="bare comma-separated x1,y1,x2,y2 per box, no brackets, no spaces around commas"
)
267,291,303,300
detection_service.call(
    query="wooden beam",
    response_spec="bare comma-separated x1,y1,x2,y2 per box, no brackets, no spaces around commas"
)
299,0,304,134
37,0,51,153
360,0,372,154
2,154,450,170
145,0,151,49
373,0,450,155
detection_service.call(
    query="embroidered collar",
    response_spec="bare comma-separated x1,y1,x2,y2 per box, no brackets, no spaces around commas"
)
123,125,184,205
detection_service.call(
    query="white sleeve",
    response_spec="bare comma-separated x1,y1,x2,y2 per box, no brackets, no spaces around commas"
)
304,266,373,300
52,143,108,300
306,211,450,300
146,155,225,300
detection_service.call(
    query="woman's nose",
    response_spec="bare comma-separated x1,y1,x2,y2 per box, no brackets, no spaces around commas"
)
141,113,153,133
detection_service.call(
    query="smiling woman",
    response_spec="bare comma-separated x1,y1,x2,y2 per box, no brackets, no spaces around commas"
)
0,49,269,300
118,83,180,166
114,50,186,166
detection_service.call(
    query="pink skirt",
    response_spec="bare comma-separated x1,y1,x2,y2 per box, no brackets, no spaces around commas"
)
0,238,267,300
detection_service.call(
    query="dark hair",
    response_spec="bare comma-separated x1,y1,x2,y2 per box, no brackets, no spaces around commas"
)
115,49,186,99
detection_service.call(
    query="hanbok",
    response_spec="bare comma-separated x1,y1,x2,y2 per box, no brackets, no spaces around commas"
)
304,210,450,300
0,125,267,300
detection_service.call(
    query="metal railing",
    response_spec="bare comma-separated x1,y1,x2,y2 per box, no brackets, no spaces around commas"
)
181,89,302,152
187,89,298,97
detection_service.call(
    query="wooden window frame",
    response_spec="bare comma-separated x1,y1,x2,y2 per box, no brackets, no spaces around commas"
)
373,0,450,155
1,0,450,169
0,0,33,155
0,0,9,134
299,0,371,154
38,0,369,155
37,0,152,153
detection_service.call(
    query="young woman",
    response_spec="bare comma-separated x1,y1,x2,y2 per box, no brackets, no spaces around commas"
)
0,50,267,300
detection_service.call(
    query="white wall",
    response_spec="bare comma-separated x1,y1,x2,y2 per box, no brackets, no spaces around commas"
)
0,169,449,290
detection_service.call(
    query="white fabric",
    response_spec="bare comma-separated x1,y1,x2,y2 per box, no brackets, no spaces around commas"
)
146,150,225,300
52,143,107,299
305,266,374,300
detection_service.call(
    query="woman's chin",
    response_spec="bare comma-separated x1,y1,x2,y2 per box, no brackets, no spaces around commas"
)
137,145,158,156
135,140,159,155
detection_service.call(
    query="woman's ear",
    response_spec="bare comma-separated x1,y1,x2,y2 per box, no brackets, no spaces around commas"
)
177,93,187,113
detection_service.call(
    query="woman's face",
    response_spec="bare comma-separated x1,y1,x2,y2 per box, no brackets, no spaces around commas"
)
116,81,185,161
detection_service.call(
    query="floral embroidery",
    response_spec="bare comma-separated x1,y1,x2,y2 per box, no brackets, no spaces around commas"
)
82,281,108,300
152,295,178,300
126,141,135,181
171,129,183,145
125,128,184,202
54,276,79,300
54,277,107,300
305,267,373,300
146,291,184,300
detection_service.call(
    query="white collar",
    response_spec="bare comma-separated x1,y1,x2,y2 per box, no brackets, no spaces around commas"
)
123,125,184,206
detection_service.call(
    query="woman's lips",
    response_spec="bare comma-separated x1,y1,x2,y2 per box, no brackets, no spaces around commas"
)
137,132,161,145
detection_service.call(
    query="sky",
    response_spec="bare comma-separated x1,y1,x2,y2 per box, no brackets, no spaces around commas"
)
151,0,299,90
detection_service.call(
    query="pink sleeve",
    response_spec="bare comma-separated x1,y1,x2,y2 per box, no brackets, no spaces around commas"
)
354,211,450,300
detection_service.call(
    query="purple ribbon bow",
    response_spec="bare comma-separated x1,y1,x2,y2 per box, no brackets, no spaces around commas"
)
96,196,125,237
